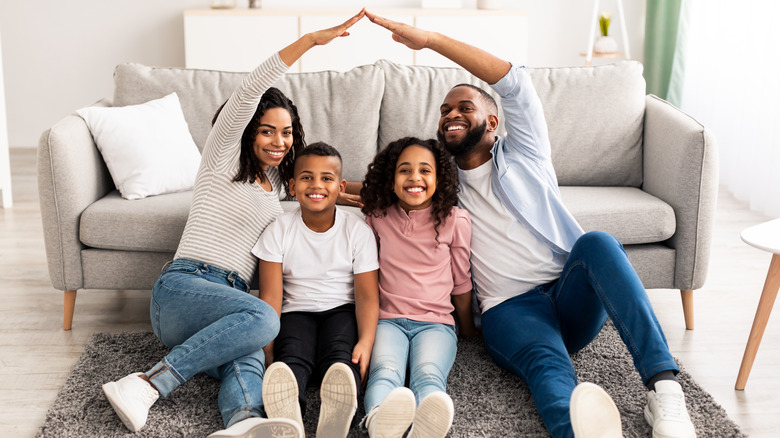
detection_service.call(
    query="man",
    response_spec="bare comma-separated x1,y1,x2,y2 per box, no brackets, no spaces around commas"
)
366,10,696,438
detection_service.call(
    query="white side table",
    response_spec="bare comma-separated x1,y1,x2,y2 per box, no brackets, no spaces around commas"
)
735,218,780,390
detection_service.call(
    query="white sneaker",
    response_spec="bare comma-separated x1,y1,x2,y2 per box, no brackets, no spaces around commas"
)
365,387,416,438
407,391,454,438
644,380,696,438
102,372,160,432
570,382,623,438
207,417,303,438
262,362,304,433
317,362,358,438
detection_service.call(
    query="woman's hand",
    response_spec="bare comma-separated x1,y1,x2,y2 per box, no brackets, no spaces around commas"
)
366,10,431,51
309,8,366,46
279,9,366,67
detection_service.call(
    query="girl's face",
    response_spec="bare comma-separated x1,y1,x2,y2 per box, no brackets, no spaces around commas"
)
393,145,437,213
252,107,293,170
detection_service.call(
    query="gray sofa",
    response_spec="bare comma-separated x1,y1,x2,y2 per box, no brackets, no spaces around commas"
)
38,59,718,331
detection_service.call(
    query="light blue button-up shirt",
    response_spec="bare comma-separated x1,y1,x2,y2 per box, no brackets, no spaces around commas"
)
487,65,584,256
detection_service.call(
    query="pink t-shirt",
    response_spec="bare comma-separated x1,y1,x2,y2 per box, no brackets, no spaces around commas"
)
366,204,472,325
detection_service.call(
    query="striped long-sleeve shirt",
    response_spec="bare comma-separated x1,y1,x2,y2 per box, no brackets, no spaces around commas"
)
174,53,289,283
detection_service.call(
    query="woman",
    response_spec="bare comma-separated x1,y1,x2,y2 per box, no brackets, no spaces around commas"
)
100,10,366,438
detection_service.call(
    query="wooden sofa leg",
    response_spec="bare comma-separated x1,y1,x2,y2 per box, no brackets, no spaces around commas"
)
680,289,694,330
64,290,77,331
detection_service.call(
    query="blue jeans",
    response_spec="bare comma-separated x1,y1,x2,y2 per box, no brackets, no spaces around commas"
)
147,259,280,427
364,318,457,412
481,231,678,438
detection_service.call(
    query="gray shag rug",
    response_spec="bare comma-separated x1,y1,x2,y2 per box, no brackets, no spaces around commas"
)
36,323,745,437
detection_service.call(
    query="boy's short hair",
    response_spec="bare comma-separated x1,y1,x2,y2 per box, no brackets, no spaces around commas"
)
296,142,343,165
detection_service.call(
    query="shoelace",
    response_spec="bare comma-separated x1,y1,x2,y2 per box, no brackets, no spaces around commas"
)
654,391,686,420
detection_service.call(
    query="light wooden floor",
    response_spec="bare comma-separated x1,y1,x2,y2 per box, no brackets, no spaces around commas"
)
1,148,778,437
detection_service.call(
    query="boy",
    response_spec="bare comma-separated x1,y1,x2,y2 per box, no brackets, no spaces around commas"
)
252,142,379,438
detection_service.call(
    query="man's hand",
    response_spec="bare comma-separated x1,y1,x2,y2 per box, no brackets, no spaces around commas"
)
337,192,363,208
366,10,431,51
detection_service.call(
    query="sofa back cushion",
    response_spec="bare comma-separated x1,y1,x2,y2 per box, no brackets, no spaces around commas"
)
375,60,645,187
113,63,384,182
528,62,645,187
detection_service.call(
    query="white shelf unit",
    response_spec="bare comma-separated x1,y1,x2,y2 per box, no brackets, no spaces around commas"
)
183,8,528,73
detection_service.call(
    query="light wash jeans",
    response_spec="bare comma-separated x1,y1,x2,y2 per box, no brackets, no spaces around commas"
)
481,231,679,438
147,259,280,427
364,318,457,412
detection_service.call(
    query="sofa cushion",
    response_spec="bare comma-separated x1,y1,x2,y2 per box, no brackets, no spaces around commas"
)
80,191,192,252
375,60,645,187
528,62,646,187
112,62,385,182
560,186,675,245
76,92,201,200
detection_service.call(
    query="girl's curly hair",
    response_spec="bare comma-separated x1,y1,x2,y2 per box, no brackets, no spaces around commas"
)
361,137,460,240
213,87,305,196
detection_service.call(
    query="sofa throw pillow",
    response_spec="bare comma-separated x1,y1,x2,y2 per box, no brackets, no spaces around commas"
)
76,92,201,200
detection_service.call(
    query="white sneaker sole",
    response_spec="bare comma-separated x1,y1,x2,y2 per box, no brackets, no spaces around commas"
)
317,362,358,438
372,387,416,438
102,381,143,432
408,391,454,438
262,363,304,432
207,417,303,438
570,382,622,438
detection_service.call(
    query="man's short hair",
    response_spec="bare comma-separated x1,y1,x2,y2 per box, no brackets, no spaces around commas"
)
452,83,498,114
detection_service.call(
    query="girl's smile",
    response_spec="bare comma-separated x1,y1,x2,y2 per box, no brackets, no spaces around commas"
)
393,145,438,213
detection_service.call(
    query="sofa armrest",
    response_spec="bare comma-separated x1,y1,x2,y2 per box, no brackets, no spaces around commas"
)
37,101,114,291
642,95,719,290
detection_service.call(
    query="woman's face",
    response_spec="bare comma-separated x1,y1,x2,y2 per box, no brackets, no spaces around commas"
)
252,107,293,170
393,145,438,213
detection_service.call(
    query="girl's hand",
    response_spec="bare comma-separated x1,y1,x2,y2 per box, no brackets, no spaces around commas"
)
351,341,372,383
366,10,431,50
309,8,366,46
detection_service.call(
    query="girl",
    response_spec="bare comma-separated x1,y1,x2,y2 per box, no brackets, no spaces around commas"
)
359,137,476,438
100,10,365,438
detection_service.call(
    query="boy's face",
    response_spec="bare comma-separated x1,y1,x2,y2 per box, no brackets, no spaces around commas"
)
289,155,346,215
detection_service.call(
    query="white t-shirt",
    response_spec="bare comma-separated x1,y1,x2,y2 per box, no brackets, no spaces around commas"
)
252,207,378,313
458,161,562,313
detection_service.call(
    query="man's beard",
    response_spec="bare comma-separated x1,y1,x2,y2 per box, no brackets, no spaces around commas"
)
437,120,488,158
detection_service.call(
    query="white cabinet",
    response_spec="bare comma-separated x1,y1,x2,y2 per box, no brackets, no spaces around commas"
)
183,9,527,72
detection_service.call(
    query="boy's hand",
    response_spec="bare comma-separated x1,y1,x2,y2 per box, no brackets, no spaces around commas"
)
366,10,431,50
351,341,373,383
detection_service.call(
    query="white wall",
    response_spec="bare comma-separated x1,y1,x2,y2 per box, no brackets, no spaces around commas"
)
0,0,645,148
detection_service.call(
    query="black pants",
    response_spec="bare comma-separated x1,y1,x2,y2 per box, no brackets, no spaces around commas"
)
274,303,360,416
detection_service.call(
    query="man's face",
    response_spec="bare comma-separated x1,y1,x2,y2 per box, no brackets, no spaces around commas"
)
437,86,491,158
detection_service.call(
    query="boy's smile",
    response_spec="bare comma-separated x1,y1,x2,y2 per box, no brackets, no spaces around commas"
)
289,154,346,222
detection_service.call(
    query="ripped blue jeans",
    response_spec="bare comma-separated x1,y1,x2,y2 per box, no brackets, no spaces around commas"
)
364,318,457,411
147,258,279,427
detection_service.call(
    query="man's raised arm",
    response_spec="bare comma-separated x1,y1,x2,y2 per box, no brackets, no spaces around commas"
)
366,10,511,85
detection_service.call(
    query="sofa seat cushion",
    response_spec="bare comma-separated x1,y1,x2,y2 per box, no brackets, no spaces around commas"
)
560,186,675,245
80,191,192,252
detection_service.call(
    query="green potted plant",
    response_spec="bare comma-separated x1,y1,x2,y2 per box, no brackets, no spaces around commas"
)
594,12,618,53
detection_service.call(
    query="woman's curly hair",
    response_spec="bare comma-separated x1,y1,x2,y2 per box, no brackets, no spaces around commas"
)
361,137,460,240
213,87,305,196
